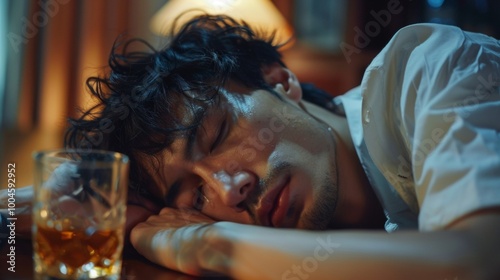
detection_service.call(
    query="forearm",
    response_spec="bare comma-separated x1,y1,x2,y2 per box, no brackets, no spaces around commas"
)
210,222,485,280
131,209,500,279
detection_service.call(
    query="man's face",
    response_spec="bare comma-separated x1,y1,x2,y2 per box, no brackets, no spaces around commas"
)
147,85,339,230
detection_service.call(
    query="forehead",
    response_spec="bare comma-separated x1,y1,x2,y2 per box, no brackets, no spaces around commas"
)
167,88,247,156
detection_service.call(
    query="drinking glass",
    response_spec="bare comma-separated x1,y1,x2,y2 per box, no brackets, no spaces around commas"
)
32,149,129,279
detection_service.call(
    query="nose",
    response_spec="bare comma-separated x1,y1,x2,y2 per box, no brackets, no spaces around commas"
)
212,170,256,210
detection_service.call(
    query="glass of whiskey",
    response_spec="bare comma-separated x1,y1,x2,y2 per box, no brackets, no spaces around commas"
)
32,149,129,280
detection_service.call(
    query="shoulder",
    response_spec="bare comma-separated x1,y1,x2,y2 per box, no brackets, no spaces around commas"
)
361,23,500,136
360,24,500,230
368,23,476,68
365,22,499,81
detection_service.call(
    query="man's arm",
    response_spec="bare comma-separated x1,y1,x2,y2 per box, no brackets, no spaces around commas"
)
131,207,500,279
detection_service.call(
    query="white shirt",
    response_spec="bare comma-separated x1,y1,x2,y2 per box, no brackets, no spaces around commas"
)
335,23,500,232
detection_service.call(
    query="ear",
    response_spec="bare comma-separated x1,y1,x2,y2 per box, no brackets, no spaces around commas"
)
262,63,302,103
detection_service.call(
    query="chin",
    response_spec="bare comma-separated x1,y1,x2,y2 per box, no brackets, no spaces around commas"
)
296,185,338,230
295,209,333,230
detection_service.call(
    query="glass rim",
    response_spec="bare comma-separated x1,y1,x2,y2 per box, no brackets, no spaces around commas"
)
32,148,129,164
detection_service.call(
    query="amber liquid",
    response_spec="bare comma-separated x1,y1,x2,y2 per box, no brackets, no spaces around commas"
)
34,223,122,278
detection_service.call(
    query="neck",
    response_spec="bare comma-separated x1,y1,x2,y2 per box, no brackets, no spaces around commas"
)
301,100,386,230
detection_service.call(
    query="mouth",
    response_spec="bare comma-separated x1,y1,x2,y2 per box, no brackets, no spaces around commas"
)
257,175,291,227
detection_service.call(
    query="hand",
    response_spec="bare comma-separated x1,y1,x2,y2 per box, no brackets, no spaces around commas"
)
124,189,163,250
130,207,229,276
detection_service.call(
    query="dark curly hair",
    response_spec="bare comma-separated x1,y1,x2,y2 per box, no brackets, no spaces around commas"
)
64,14,289,198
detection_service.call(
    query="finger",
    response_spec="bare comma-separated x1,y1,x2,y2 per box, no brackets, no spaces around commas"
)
126,205,155,234
44,162,79,195
130,222,175,268
130,222,210,275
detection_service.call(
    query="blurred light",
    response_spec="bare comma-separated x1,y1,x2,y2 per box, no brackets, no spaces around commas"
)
150,0,294,47
427,0,445,8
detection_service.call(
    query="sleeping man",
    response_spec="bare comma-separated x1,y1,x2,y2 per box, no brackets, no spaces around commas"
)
2,14,500,279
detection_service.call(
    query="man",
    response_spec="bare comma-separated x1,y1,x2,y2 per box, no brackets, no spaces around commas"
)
2,15,500,279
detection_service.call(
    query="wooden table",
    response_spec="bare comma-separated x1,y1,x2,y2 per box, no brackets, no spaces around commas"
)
0,239,217,280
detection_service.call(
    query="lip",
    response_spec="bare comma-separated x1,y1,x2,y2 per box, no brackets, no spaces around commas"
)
270,178,290,227
256,175,290,227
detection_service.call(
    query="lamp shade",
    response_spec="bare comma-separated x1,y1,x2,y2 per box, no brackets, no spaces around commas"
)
150,0,294,46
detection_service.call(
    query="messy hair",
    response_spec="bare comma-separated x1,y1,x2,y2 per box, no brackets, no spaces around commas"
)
64,14,286,196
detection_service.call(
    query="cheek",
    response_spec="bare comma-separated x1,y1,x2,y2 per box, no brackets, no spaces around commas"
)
224,92,332,166
278,109,330,156
225,110,329,165
217,117,280,168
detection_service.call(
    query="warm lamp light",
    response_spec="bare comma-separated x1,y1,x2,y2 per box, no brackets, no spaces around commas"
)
150,0,294,47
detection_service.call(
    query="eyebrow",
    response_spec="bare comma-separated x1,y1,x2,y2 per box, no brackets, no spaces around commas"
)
184,124,199,160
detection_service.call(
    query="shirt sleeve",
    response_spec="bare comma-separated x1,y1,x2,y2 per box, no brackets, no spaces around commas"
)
361,23,500,231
